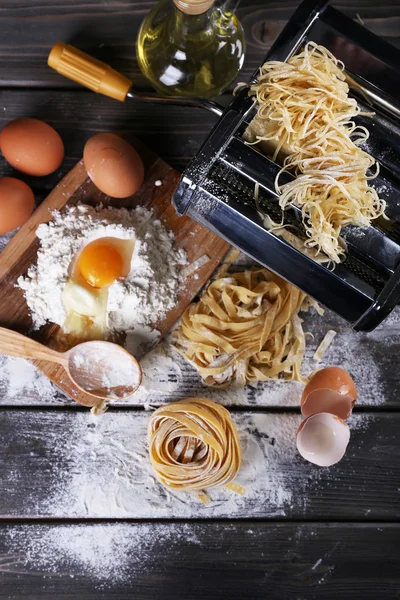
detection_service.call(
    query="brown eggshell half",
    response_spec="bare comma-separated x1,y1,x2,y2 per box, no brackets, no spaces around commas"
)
301,389,356,419
301,367,357,419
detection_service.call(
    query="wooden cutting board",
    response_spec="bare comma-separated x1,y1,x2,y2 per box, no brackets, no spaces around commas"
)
0,138,230,405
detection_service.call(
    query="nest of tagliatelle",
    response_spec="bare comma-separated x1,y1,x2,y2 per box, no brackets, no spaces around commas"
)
173,268,319,387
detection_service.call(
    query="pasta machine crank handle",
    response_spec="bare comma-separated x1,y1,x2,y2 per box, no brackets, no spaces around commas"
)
48,42,224,117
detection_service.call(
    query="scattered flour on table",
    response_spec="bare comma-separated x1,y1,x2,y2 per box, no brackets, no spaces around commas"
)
3,411,372,586
1,306,399,406
314,325,398,406
28,411,304,520
19,411,371,521
133,309,398,407
138,342,184,395
17,204,187,341
5,523,200,586
0,356,60,403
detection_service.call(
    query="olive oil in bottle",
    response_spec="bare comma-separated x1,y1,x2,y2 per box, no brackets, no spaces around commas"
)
136,0,245,98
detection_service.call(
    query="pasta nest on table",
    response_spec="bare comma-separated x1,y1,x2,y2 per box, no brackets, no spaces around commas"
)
148,398,243,504
173,268,309,387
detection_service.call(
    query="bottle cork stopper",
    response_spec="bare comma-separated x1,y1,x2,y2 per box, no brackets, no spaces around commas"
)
174,0,214,15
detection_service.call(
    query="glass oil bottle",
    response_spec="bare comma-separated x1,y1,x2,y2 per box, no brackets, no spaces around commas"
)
136,0,245,98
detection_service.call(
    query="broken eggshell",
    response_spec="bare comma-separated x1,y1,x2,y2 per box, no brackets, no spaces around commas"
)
296,412,350,467
301,367,357,420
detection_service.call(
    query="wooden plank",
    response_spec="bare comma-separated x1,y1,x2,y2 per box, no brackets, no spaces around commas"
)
0,89,219,180
123,303,400,410
0,522,399,599
1,301,398,408
0,1,398,88
0,410,399,519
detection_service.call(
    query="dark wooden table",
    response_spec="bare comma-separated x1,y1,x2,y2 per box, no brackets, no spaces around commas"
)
0,1,400,599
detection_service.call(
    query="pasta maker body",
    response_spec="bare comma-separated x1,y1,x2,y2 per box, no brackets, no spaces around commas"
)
173,0,400,331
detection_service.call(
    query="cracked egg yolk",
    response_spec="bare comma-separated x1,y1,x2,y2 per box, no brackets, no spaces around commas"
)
78,239,124,288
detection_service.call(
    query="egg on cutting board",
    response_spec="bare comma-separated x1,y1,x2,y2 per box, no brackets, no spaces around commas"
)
83,133,145,198
63,236,136,337
0,177,35,234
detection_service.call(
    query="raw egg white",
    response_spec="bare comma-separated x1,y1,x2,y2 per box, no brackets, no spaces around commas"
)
296,412,350,467
83,133,144,198
0,118,64,176
0,177,35,234
62,236,135,337
301,367,357,419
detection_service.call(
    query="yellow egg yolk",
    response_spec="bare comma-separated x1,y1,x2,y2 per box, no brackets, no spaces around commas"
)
78,240,124,288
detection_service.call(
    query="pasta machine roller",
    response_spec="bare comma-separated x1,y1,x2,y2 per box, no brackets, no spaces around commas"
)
173,0,400,331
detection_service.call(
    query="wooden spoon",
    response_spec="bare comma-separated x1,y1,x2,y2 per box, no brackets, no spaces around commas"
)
0,327,142,404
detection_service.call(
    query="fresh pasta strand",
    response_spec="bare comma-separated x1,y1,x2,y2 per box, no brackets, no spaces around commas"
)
173,268,309,387
244,42,386,263
254,182,331,265
148,398,243,504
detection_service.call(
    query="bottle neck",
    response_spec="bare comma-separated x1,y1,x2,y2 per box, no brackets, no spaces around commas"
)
170,2,214,46
173,0,214,15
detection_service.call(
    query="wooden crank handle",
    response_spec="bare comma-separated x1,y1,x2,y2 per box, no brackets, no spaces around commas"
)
48,42,132,102
0,327,66,364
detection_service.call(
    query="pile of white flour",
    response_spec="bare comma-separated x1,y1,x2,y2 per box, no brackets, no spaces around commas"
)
18,205,187,345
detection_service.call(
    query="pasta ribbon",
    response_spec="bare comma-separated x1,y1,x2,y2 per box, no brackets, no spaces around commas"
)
173,268,308,386
148,398,242,503
245,42,386,263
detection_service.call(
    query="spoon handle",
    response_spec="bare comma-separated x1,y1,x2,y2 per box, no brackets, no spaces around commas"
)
0,327,65,364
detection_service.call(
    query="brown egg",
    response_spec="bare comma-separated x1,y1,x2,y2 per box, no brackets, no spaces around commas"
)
0,177,35,234
301,367,357,420
83,133,144,198
0,118,64,176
